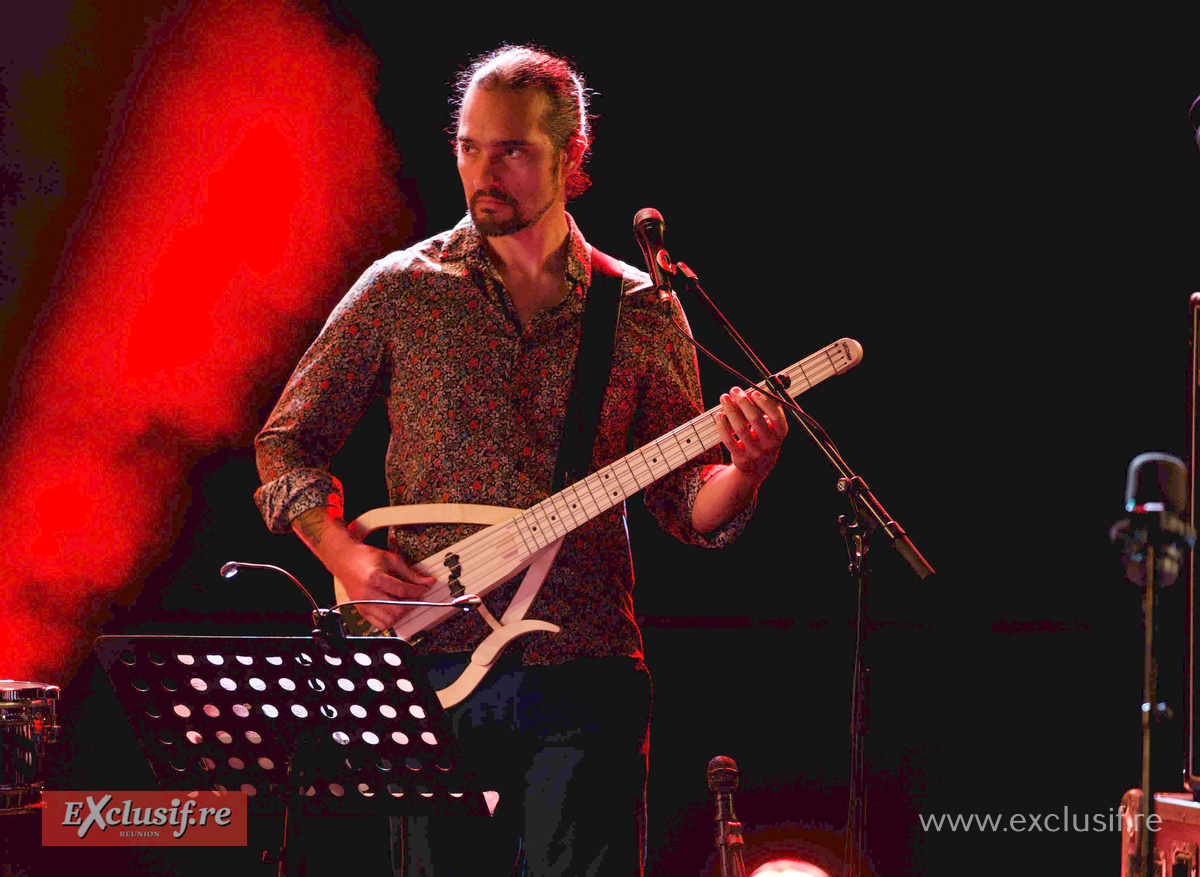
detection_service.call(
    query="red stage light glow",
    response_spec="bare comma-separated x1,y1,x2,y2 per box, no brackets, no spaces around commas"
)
0,0,411,682
749,860,833,877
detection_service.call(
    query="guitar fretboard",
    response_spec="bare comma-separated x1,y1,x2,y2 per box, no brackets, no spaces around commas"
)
346,338,862,640
505,337,860,553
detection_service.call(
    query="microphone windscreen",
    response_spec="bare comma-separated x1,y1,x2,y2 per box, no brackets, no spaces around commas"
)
706,755,739,792
1125,452,1187,513
633,207,663,229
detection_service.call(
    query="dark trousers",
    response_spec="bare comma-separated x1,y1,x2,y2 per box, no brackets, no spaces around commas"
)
392,650,652,876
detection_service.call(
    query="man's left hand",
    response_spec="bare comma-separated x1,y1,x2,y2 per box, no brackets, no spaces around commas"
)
714,386,788,485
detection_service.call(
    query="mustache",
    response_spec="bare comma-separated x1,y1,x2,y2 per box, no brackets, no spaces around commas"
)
470,189,518,209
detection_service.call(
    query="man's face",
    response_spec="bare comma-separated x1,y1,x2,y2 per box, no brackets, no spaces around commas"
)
456,86,569,237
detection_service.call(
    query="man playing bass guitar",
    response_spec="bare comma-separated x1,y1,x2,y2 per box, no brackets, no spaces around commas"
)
254,44,787,876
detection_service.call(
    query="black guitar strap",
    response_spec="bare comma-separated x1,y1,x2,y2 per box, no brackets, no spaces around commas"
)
552,246,625,492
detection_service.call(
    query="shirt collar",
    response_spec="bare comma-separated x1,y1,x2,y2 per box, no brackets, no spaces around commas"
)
439,211,593,290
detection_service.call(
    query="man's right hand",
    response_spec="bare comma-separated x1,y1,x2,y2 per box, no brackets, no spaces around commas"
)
291,506,437,630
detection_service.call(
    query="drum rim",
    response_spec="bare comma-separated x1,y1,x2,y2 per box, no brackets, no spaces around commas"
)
0,681,60,702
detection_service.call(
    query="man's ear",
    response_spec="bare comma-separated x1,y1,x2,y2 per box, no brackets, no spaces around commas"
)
561,134,588,178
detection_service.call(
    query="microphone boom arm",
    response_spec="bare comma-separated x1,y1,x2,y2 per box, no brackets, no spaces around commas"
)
673,261,933,580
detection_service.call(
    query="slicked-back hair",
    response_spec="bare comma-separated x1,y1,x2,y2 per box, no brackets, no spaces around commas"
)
453,45,593,200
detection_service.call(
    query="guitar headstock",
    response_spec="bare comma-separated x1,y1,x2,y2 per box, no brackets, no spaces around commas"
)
771,338,863,400
834,338,863,373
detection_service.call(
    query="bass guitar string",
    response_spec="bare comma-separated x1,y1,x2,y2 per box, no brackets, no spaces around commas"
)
375,347,850,637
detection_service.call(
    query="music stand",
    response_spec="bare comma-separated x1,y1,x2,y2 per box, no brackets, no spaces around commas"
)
94,632,495,875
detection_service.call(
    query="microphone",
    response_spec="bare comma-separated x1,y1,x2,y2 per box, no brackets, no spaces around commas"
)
706,755,746,877
632,208,676,304
706,754,739,796
1110,453,1195,587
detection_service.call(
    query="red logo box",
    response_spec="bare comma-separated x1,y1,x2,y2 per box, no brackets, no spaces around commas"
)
41,791,247,846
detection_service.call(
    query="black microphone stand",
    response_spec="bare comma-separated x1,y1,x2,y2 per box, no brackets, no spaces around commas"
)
1110,453,1196,877
672,261,934,877
707,756,747,877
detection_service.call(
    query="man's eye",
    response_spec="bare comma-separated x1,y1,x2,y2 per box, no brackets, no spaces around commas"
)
504,147,525,158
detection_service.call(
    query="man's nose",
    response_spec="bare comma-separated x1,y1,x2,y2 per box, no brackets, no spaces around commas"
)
474,153,503,187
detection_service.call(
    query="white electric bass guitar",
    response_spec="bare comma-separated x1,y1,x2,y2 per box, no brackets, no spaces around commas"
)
335,338,863,706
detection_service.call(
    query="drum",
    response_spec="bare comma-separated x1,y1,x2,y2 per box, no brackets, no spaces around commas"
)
0,680,60,813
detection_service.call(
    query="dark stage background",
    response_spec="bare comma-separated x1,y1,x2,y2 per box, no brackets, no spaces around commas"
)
3,4,1200,875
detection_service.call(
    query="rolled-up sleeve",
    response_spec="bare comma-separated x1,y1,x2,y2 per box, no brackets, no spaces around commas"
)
254,264,391,532
634,295,755,549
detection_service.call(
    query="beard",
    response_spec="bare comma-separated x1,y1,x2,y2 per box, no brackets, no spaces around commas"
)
469,185,557,237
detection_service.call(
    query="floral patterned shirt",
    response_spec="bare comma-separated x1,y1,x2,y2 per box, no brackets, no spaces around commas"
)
254,213,752,665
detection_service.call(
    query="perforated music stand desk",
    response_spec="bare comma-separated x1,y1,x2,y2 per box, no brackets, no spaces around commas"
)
95,633,494,872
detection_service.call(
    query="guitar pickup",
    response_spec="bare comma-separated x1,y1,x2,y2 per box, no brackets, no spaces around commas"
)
445,552,464,598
